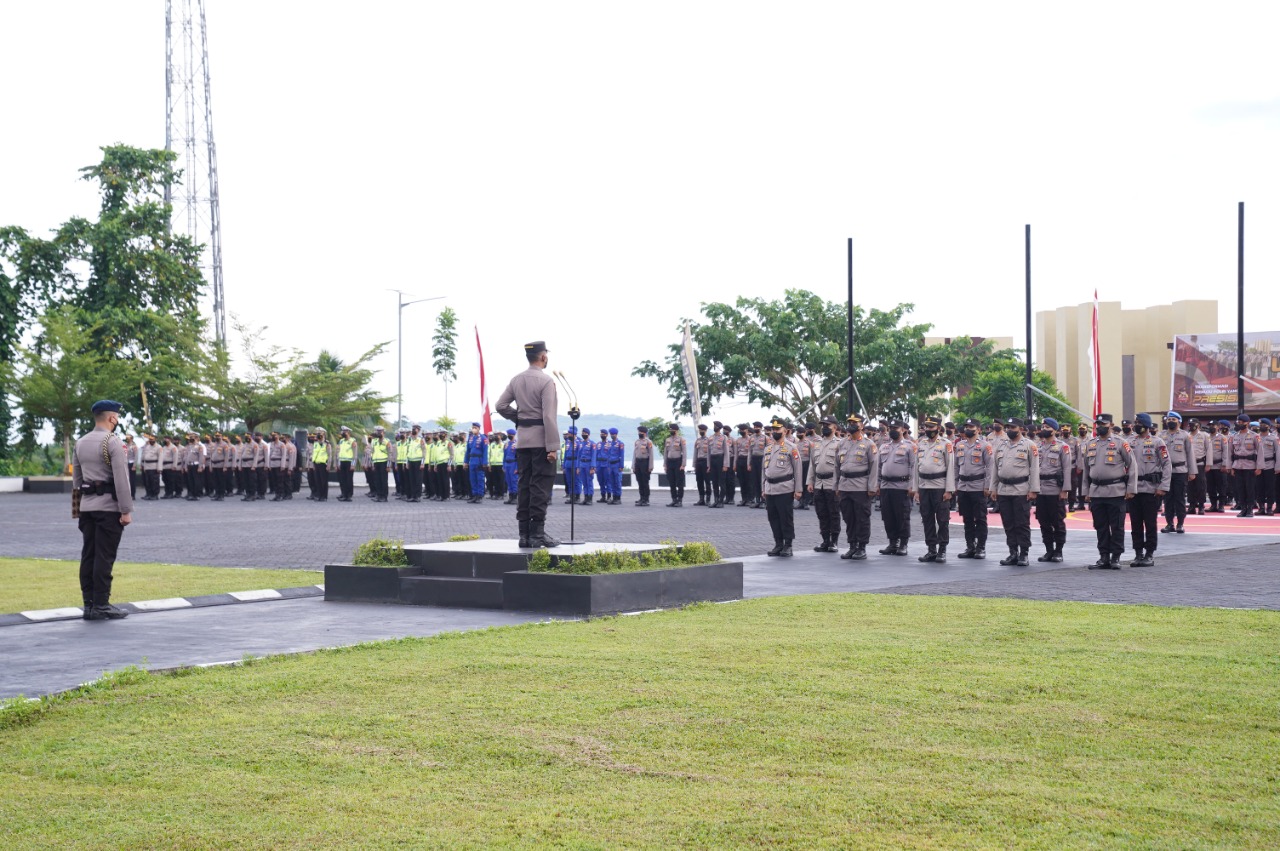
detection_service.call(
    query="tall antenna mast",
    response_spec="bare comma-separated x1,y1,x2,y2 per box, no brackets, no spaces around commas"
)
165,0,226,347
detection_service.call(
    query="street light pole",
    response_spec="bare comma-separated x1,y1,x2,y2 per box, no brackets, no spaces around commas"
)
389,290,444,428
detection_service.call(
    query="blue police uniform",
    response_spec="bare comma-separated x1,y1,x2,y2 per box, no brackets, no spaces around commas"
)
596,434,613,500
562,428,580,501
465,426,488,503
578,429,596,503
503,428,519,499
608,428,625,502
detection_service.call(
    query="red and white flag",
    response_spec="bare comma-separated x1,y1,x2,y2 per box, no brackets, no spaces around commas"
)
475,326,493,433
1089,289,1102,419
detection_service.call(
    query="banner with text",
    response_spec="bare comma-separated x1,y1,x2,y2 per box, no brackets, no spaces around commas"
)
1170,332,1280,415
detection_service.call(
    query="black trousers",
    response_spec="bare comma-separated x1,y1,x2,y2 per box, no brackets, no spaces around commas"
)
1189,464,1208,509
436,463,451,499
1163,472,1188,524
839,490,872,547
188,464,204,497
722,462,735,503
709,455,725,502
257,467,268,497
1090,496,1127,556
666,461,685,500
79,510,124,606
917,488,950,549
1035,493,1067,552
997,493,1032,553
1128,492,1160,555
393,464,403,495
880,488,911,543
750,459,764,503
813,487,840,541
1260,468,1277,511
765,493,795,544
1069,471,1084,508
800,462,810,506
339,461,354,499
957,489,988,547
373,461,388,499
516,447,555,526
736,459,751,503
634,458,651,502
144,469,160,498
314,463,329,500
694,458,710,501
210,466,225,498
1233,470,1257,513
408,460,422,499
127,467,137,499
222,468,234,497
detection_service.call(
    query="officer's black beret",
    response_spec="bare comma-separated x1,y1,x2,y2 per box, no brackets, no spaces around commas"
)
752,421,763,428
712,421,723,428
91,400,123,415
637,425,648,433
697,423,707,430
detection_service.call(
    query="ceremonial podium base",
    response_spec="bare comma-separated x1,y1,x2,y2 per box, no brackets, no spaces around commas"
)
324,539,743,616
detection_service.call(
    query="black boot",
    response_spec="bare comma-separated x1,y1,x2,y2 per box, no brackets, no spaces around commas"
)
851,546,867,560
999,549,1018,566
695,497,706,506
1037,548,1055,563
86,602,128,621
957,542,976,559
778,541,793,557
518,522,531,549
893,541,909,556
767,540,783,557
1049,546,1063,563
1016,549,1029,567
814,536,830,553
878,540,897,555
918,547,937,563
840,545,857,560
934,546,946,564
82,598,92,620
973,542,986,559
531,522,560,548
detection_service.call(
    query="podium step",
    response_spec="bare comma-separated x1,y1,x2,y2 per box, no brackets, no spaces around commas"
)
399,576,504,609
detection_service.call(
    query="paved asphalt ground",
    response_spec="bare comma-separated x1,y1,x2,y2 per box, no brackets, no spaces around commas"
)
2,490,1277,699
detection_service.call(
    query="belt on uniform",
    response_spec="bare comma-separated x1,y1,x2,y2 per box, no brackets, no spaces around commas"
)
516,419,542,427
1172,463,1186,470
1041,474,1063,483
840,469,869,478
79,481,116,497
1235,454,1256,461
1139,472,1163,484
881,475,909,483
814,471,834,480
999,476,1029,485
1091,476,1126,487
919,471,946,480
958,473,986,482
766,473,794,484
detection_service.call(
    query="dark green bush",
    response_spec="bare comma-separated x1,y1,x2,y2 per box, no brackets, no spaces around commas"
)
529,542,722,575
351,537,409,567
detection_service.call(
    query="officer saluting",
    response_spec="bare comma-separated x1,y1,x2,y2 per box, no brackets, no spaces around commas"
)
495,340,560,548
72,400,135,620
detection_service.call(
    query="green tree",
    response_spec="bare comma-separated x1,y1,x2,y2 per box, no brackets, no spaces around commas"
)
633,291,1006,422
432,306,459,417
12,308,136,466
952,358,1078,425
434,415,458,432
640,416,669,453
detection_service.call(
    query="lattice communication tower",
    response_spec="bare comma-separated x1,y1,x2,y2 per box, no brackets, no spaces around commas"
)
165,0,226,346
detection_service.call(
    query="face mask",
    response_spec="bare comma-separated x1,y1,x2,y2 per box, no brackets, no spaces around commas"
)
1122,427,1132,434
753,429,762,435
1097,426,1111,437
1136,426,1148,435
1007,431,1020,441
963,428,976,437
925,428,937,438
821,427,832,437
772,431,784,441
1039,430,1052,439
888,429,901,440
1190,424,1199,431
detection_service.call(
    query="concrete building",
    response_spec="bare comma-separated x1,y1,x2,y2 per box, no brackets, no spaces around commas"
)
1035,299,1218,421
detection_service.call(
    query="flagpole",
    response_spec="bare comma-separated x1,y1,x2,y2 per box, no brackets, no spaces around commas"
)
1025,224,1033,420
847,237,855,416
1237,201,1245,418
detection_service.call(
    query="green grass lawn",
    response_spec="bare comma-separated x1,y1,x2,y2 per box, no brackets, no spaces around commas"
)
0,557,319,612
1,594,1277,848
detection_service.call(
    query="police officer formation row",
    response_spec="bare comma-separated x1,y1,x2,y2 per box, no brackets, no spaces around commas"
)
729,410,1277,569
120,423,524,504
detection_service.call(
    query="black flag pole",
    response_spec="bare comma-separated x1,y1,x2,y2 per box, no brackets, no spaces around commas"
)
1237,202,1245,419
1025,224,1033,420
847,237,855,416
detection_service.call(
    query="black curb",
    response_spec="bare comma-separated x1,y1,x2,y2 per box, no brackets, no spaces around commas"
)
2,585,325,627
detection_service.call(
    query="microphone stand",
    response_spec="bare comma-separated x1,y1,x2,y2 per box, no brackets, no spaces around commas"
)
555,370,584,545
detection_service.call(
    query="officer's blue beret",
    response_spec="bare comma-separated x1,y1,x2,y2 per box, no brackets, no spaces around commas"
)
581,427,590,433
608,428,618,434
91,400,123,415
507,428,516,435
1135,412,1153,428
1237,412,1251,421
1043,418,1059,430
568,426,577,435
1260,418,1273,426
471,422,481,427
1166,411,1182,421
1218,419,1231,427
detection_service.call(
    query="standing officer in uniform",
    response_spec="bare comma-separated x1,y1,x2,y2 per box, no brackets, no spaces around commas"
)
561,427,580,504
664,423,687,507
796,423,815,510
877,420,915,556
1033,418,1072,563
369,426,391,502
988,417,1040,566
140,434,161,500
1186,418,1213,515
404,425,425,502
464,423,488,504
335,426,357,501
749,422,767,508
72,400,134,620
1159,412,1196,533
208,433,227,501
1207,420,1232,512
1127,413,1171,566
494,340,560,548
123,435,138,499
1083,413,1137,569
734,424,752,505
576,428,596,506
761,418,803,557
633,425,655,506
310,428,331,500
1228,412,1260,516
707,421,728,508
594,429,612,504
1257,418,1278,515
836,414,878,560
606,428,624,504
807,416,842,552
912,415,955,563
281,434,297,499
1070,422,1089,510
953,418,991,559
502,428,519,503
692,423,711,506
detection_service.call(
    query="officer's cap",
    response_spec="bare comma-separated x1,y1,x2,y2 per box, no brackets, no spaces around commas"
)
923,415,941,427
890,419,907,429
582,427,591,434
845,413,863,426
712,421,723,429
1043,417,1059,430
752,421,763,428
820,415,837,425
340,426,351,433
202,434,211,440
963,418,980,427
697,423,707,430
668,423,679,429
1121,419,1132,427
1217,419,1231,427
374,426,385,432
637,426,648,433
608,428,618,435
91,400,124,415
507,428,516,436
1237,412,1251,421
805,421,817,430
316,427,326,434
1095,413,1113,425
1166,411,1182,421
1188,417,1200,425
1135,412,1153,428
523,340,548,355
568,425,578,434
471,422,481,428
1260,417,1273,426
1007,417,1026,429
770,418,785,429
944,421,956,429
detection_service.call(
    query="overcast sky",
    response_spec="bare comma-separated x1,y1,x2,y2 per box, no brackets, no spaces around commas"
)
3,1,1278,427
